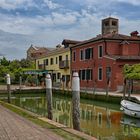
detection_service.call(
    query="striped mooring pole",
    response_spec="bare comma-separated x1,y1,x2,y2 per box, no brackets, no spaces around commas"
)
6,74,11,103
72,72,80,131
45,74,53,120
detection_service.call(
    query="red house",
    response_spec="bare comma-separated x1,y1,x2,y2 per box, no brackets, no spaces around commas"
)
70,17,140,91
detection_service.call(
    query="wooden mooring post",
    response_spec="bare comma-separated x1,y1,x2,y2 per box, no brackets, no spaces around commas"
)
19,76,22,91
6,74,11,103
45,74,53,120
72,72,80,131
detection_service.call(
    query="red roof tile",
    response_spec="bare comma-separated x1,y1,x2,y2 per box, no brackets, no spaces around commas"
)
71,33,140,48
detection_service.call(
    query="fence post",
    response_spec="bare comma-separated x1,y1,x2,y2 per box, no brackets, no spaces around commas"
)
72,72,80,131
45,74,53,120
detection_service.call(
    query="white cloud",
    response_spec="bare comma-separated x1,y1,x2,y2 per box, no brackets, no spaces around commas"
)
82,0,140,6
0,10,81,34
51,12,78,25
0,14,34,34
0,0,37,10
0,7,139,38
43,0,62,9
116,0,140,6
119,17,140,34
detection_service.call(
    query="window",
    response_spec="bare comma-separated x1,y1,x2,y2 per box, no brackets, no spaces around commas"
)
56,57,58,64
86,69,93,80
79,69,93,80
50,58,53,65
45,59,48,65
62,75,65,82
80,50,84,60
104,21,109,26
82,70,86,80
79,70,82,80
73,51,76,61
59,56,62,61
98,67,102,80
66,55,68,60
98,46,103,58
85,48,93,59
57,73,61,79
112,21,117,26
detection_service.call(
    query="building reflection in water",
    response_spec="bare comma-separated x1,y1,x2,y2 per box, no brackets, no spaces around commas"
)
11,94,140,140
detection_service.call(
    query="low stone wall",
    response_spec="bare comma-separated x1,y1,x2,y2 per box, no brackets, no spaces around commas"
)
52,89,122,104
0,87,122,104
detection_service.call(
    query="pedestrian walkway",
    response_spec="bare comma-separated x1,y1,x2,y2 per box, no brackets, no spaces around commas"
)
0,104,64,140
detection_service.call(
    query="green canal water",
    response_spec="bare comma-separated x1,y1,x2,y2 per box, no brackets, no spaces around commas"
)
1,93,140,140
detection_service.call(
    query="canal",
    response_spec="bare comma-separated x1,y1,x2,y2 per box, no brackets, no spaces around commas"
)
1,93,140,140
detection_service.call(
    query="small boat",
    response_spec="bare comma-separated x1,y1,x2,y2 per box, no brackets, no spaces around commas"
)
120,96,140,118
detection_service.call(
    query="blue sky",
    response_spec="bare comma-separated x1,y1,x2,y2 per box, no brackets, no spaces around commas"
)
0,0,140,60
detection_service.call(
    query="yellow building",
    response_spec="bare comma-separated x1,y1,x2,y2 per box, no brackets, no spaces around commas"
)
35,39,81,88
36,46,70,88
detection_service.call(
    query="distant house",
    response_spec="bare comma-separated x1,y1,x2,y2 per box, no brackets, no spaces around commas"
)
27,44,53,61
70,17,140,91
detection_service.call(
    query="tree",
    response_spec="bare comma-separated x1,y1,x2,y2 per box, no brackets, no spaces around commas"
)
20,59,35,68
123,64,140,79
9,60,21,71
123,64,140,97
0,57,10,66
0,57,35,84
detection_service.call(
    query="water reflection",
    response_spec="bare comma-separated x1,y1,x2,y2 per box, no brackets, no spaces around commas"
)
11,94,140,140
120,115,140,139
121,115,140,128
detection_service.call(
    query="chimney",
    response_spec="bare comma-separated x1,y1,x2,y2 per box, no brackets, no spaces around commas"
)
130,31,139,37
56,44,62,49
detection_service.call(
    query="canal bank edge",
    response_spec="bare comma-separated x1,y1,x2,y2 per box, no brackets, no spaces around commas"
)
0,100,96,140
39,117,96,140
12,88,122,104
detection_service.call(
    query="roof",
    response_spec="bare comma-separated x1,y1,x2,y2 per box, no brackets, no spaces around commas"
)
27,45,53,53
102,17,118,21
71,33,140,48
27,45,54,60
47,47,69,56
32,47,49,53
62,39,81,45
37,47,70,59
104,55,140,60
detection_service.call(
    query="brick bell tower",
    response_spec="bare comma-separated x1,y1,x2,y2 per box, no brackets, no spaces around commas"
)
102,17,119,35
